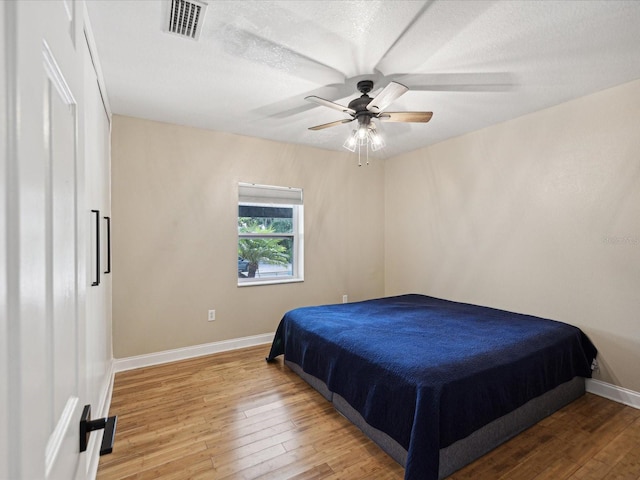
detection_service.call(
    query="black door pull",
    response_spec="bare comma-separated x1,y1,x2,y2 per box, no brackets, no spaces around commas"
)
91,210,100,286
79,404,117,455
104,216,111,274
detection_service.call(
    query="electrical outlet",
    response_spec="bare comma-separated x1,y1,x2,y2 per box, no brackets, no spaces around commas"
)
342,295,348,304
208,309,215,321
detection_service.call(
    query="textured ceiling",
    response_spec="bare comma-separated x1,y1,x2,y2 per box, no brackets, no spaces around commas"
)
86,0,640,159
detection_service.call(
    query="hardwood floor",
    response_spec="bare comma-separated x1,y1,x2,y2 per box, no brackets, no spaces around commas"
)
97,345,640,480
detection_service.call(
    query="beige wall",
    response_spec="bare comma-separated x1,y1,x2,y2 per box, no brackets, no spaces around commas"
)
111,115,384,358
113,79,639,394
385,79,640,392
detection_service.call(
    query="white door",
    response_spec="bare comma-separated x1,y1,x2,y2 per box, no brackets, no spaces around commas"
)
83,27,114,473
0,1,9,476
3,1,89,478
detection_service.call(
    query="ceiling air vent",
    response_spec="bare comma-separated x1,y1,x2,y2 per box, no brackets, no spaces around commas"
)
167,0,207,40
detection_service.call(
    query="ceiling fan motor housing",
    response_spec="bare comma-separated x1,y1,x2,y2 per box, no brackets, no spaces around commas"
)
349,80,376,123
349,96,373,112
349,98,375,127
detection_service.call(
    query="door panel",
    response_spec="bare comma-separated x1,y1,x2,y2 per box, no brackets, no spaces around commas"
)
43,42,82,479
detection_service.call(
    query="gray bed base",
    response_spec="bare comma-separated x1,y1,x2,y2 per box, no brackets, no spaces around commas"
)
285,359,585,479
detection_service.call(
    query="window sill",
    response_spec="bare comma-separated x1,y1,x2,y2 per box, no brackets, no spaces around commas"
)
237,277,304,287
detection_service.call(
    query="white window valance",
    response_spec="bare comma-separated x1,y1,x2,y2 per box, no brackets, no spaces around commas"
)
238,183,303,205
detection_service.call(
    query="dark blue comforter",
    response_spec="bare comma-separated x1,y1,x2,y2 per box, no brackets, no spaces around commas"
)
267,294,597,480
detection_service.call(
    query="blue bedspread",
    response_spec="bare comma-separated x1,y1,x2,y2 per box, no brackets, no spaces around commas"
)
267,294,597,480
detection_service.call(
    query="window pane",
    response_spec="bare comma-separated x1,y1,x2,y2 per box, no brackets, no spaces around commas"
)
238,205,293,234
238,237,293,279
238,205,293,220
238,204,294,279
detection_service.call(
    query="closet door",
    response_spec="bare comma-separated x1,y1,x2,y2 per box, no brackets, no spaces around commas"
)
83,29,113,467
0,3,8,474
3,1,89,478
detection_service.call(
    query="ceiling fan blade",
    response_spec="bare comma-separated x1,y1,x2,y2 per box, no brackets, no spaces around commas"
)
379,112,433,123
308,118,354,131
393,73,516,92
253,83,354,119
305,96,356,115
373,2,433,72
373,2,494,76
366,81,409,113
218,23,345,85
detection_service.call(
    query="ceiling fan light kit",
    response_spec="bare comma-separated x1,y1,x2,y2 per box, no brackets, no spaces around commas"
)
306,80,432,166
343,122,385,167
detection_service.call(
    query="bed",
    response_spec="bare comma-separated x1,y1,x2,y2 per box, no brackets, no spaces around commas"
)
266,294,597,480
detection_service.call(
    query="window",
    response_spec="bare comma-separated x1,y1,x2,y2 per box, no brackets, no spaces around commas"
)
238,183,304,286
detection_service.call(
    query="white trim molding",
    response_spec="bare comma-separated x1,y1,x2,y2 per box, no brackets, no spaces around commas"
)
82,2,112,120
45,396,79,477
113,333,274,373
586,379,640,410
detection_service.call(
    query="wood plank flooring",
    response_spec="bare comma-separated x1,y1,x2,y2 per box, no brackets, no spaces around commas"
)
97,345,640,480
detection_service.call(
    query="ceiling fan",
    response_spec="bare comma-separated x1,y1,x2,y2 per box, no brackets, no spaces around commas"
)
305,80,432,162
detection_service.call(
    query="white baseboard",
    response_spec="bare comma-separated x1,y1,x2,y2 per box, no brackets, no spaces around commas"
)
113,333,274,373
586,378,640,410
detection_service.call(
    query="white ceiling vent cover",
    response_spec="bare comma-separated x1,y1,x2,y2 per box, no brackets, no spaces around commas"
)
167,0,207,40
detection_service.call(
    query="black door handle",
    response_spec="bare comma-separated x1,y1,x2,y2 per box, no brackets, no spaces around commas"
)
104,216,111,274
79,404,117,455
